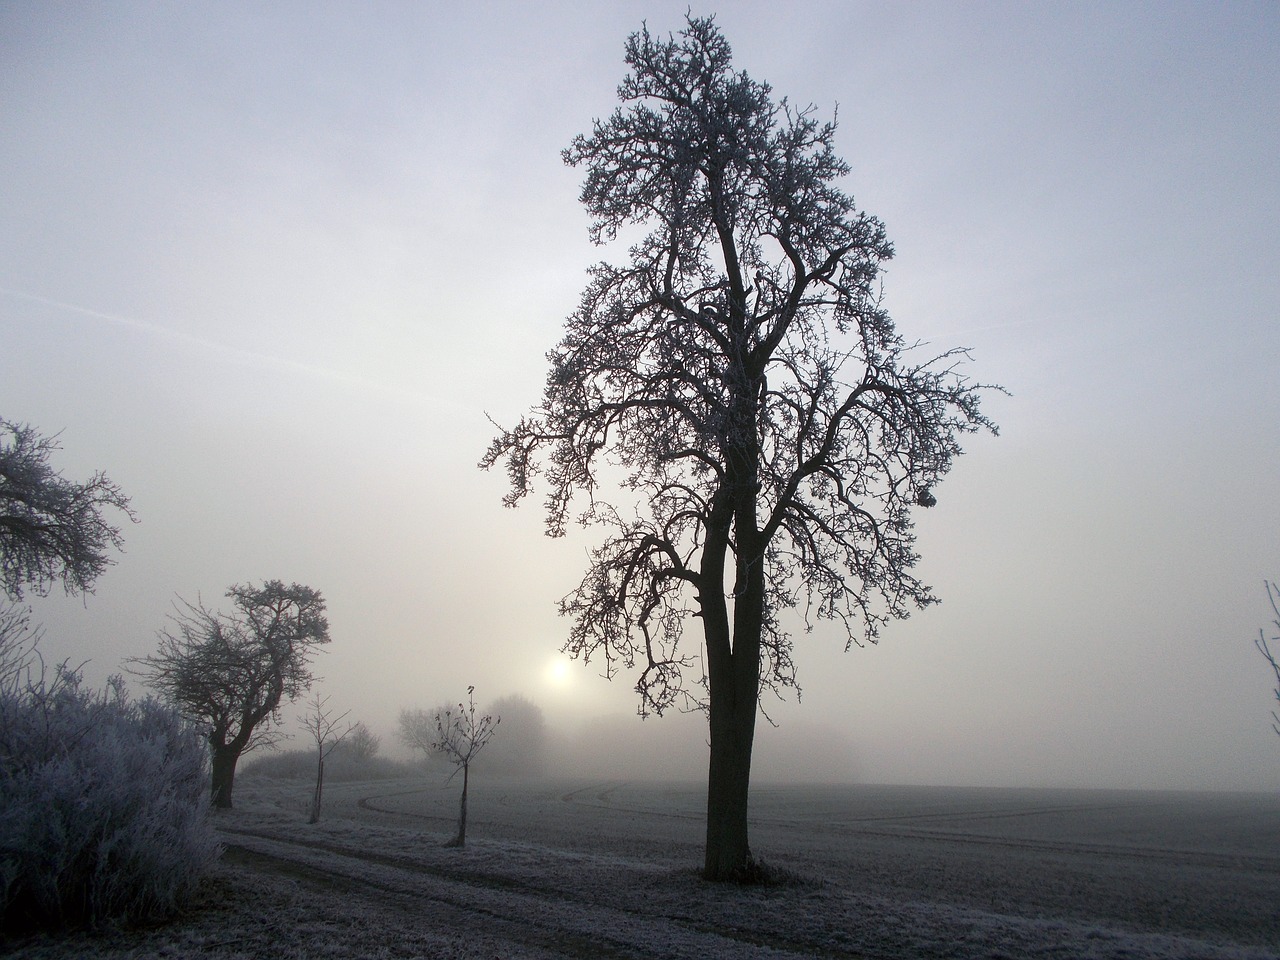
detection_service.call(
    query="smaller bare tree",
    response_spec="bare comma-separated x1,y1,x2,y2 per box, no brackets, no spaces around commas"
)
130,580,331,808
433,686,499,847
1256,580,1280,737
300,692,355,823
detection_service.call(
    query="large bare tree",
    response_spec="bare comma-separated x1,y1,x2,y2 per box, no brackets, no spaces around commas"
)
482,15,998,880
131,581,330,808
0,418,136,602
1257,580,1280,736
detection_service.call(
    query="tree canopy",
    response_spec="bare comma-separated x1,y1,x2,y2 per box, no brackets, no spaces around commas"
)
482,14,998,879
0,418,136,601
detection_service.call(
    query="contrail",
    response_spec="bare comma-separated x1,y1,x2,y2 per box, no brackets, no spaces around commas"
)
0,284,463,412
2,284,214,346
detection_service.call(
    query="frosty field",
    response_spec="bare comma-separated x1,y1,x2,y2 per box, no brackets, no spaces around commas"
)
6,777,1279,959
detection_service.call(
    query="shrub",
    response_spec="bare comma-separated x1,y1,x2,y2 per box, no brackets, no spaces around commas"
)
0,659,221,933
241,744,410,783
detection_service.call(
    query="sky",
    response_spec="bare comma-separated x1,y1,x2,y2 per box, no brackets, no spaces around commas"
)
2,1,1278,791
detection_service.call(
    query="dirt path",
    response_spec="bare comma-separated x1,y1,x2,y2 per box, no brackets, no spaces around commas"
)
219,838,620,959
218,823,843,960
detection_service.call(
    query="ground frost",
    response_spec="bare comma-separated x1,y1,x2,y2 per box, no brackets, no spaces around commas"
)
3,778,1276,959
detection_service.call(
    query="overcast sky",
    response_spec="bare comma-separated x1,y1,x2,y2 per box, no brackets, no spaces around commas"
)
3,1,1277,791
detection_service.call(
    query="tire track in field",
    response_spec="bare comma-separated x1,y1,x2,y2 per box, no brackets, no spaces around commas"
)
217,824,857,960
356,785,455,825
557,780,705,823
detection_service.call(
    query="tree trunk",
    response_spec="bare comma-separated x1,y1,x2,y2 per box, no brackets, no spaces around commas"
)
309,755,324,824
458,762,470,844
702,507,765,881
703,679,757,879
210,745,239,809
450,762,470,846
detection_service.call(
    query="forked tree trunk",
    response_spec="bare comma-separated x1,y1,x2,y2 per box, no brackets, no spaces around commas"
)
702,515,765,881
210,746,239,809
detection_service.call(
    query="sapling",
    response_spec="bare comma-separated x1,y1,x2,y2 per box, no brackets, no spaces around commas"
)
299,692,355,823
433,686,499,847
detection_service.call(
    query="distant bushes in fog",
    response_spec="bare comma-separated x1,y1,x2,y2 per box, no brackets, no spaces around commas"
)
241,730,411,783
477,694,546,776
0,657,220,933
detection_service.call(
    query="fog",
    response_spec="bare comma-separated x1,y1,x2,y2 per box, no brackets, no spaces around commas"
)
427,706,864,786
3,2,1278,792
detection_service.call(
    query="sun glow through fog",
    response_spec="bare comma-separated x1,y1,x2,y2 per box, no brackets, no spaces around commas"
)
543,656,574,693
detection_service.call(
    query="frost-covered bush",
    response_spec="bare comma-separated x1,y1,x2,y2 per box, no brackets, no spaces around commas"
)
0,658,221,933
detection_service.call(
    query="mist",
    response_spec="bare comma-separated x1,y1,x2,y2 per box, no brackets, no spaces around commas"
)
3,1,1278,796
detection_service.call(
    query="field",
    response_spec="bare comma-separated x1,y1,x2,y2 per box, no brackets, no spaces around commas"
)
6,776,1279,959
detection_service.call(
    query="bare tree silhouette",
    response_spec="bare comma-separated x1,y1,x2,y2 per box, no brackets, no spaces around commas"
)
483,14,999,880
0,418,136,602
131,581,331,808
1256,581,1280,736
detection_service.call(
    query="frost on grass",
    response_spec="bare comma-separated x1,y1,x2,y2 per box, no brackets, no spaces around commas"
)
7,778,1278,959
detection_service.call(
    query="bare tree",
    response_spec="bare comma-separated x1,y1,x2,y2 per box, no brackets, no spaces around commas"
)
130,581,331,808
398,705,444,763
1257,580,1280,736
433,686,499,847
0,601,42,681
482,14,998,880
0,418,136,602
299,692,354,823
0,603,47,726
339,721,381,763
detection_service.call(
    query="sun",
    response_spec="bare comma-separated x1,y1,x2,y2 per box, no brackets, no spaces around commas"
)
543,656,574,692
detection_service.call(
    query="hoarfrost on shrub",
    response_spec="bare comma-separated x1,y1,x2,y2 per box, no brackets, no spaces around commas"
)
0,658,221,932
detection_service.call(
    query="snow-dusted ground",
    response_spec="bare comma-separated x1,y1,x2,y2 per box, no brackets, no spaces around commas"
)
6,777,1279,959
